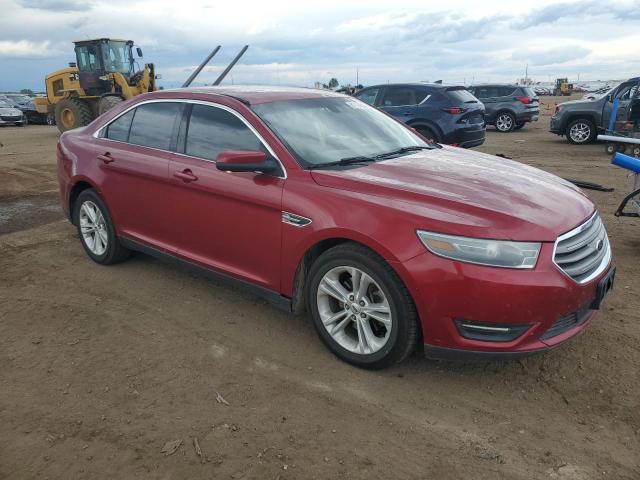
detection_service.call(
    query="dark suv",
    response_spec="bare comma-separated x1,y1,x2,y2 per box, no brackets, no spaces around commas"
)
468,84,539,132
354,83,485,148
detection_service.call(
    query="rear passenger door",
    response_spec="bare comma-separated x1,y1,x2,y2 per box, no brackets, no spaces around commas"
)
472,86,498,120
95,101,182,251
168,102,285,291
378,86,422,121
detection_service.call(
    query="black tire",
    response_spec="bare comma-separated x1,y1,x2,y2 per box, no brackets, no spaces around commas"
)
306,242,419,369
98,96,124,116
514,122,525,130
55,97,94,133
416,126,440,143
495,111,516,132
565,118,596,145
73,189,130,265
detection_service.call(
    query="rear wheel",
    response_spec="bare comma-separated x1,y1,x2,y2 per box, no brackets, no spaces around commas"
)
495,112,515,132
98,96,124,116
55,98,94,133
565,118,596,144
306,243,419,369
74,189,130,265
416,126,440,143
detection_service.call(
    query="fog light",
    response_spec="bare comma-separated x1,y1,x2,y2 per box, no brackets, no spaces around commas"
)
454,319,531,342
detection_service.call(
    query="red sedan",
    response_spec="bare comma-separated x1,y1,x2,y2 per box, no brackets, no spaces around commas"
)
56,86,614,368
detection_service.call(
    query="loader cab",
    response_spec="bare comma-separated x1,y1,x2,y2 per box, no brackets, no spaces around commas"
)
73,39,137,96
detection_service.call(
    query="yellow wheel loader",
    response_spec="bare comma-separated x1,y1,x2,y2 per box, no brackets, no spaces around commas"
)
34,38,157,132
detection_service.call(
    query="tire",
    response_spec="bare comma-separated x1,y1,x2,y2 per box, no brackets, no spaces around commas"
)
55,97,94,133
565,118,596,144
416,126,440,143
605,143,616,155
633,146,640,158
495,112,516,132
98,96,124,116
514,122,525,130
306,242,419,369
73,189,130,265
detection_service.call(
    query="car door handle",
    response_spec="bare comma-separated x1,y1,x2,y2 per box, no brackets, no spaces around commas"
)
174,169,198,182
97,152,114,164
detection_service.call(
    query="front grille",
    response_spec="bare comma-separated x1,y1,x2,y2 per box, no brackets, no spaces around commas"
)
553,213,610,283
1,115,22,121
540,304,591,340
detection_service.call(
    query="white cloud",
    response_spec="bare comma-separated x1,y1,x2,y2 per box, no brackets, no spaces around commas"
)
0,40,60,58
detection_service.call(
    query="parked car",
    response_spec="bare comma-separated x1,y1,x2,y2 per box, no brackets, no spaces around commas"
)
550,77,640,144
354,83,485,148
0,99,26,126
57,87,614,368
21,100,55,125
582,85,613,101
468,84,539,132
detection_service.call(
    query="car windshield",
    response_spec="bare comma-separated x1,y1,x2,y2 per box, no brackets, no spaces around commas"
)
0,99,14,108
251,97,428,167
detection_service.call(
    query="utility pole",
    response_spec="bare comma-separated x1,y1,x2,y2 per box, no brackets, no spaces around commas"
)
356,67,359,86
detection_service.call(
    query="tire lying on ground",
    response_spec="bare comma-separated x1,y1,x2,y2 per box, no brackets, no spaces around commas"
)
98,96,124,116
55,97,93,132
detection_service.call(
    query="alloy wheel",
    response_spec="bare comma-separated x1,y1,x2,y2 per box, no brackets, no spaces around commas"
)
496,114,514,132
316,266,392,355
79,200,108,256
569,122,591,143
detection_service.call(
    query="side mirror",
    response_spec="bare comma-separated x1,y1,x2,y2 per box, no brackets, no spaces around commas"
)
136,47,143,58
607,93,614,102
216,150,277,174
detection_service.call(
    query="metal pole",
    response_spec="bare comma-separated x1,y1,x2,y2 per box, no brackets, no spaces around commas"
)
213,45,249,86
182,46,221,87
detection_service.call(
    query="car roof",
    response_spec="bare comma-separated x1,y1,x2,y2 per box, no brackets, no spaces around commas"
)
469,84,521,88
166,85,345,105
362,83,461,90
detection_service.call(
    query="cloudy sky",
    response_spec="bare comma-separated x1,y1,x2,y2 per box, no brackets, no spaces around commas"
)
1,0,639,92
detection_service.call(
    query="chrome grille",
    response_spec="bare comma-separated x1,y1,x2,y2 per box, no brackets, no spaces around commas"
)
553,213,610,283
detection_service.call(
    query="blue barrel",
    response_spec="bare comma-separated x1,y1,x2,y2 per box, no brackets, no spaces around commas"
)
612,152,640,174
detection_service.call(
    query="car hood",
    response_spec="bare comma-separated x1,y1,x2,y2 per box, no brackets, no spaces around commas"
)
0,107,22,116
557,99,596,108
310,147,594,242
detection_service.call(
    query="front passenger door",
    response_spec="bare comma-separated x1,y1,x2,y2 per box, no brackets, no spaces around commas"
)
168,103,285,291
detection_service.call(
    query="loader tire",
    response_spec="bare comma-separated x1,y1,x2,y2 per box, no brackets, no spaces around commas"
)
98,96,124,116
55,98,94,133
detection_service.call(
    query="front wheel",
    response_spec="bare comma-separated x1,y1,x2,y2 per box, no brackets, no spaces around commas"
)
306,243,419,369
74,189,130,265
495,112,515,132
566,118,596,144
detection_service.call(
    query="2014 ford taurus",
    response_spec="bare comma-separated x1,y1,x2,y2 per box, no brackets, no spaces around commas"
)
56,86,615,369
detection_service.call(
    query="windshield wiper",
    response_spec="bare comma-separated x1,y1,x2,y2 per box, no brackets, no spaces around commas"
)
374,145,434,159
308,156,377,170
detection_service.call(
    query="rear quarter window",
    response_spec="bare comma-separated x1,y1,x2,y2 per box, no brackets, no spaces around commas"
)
105,109,135,142
446,88,478,103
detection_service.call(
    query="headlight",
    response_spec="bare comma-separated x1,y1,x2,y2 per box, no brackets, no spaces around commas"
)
417,231,541,269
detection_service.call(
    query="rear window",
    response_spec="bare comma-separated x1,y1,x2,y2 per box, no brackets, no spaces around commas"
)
446,88,478,103
521,87,537,97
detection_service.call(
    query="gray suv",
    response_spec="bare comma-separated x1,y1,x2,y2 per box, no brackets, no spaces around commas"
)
550,77,640,144
468,85,540,132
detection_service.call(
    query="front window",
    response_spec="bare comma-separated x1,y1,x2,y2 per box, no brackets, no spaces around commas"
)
76,45,101,71
252,97,427,168
102,41,134,74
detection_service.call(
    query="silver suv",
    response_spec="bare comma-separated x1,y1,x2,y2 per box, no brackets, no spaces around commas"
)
468,85,540,132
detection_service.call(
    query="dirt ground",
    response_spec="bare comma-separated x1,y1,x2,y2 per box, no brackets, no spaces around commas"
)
1,96,639,480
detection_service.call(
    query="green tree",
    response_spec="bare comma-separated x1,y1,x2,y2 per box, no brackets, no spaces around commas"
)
328,78,339,89
20,89,34,95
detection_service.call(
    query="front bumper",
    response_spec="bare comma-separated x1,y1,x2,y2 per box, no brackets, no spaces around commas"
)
549,115,563,134
0,116,24,125
398,243,612,359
